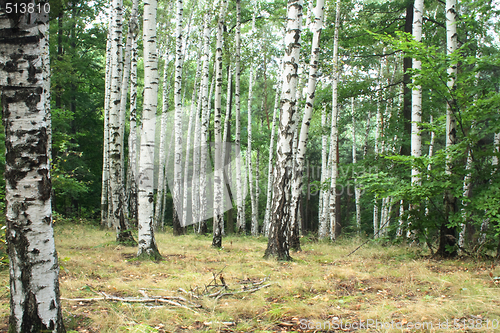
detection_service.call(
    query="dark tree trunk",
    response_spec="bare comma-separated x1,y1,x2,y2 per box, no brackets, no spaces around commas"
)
401,2,413,157
173,208,186,236
335,131,342,238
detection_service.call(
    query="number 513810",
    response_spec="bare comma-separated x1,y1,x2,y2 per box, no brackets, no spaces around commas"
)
4,2,50,14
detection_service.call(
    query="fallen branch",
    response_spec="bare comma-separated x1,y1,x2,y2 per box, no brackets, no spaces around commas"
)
62,291,201,313
214,283,271,300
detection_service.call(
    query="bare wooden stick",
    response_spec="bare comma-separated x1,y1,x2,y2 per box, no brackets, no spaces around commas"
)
62,292,201,313
214,283,272,300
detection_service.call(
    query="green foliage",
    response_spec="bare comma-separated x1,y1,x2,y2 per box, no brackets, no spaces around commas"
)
49,1,107,218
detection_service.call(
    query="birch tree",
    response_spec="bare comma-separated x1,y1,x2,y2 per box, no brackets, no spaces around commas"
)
411,0,424,187
126,0,140,225
198,3,212,234
213,0,228,248
172,0,186,235
264,0,303,261
154,48,172,230
439,0,458,257
263,73,282,237
184,41,203,233
247,3,258,236
1,2,65,330
328,0,341,241
289,0,325,251
234,0,245,233
101,14,113,227
351,97,361,232
318,105,329,238
137,0,161,259
108,0,135,244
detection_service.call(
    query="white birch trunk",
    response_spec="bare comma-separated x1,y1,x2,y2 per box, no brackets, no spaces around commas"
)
221,63,233,236
263,72,282,236
290,0,325,249
351,97,361,232
248,6,258,236
126,0,140,225
172,0,186,235
493,133,500,167
198,6,212,234
119,26,133,216
425,115,435,217
1,6,65,330
318,105,329,239
108,0,134,242
440,0,458,254
459,147,472,249
446,0,458,163
137,0,160,258
154,50,171,229
373,94,382,238
183,43,203,232
328,0,341,241
264,0,303,261
192,37,205,229
213,0,228,247
102,13,113,227
411,0,424,186
234,0,245,233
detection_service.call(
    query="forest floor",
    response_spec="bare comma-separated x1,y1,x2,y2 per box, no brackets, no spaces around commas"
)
1,221,500,332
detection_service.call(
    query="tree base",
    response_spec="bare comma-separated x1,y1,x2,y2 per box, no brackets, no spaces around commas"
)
263,248,293,261
117,231,137,247
137,247,162,261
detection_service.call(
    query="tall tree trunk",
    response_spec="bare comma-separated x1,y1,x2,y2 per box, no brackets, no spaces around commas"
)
213,0,228,248
248,5,258,236
101,14,112,228
401,2,413,157
328,0,341,241
109,0,135,244
264,0,303,261
154,50,172,230
411,0,424,186
126,0,140,226
458,146,472,249
183,42,203,231
438,0,458,257
192,36,205,229
319,105,329,239
172,0,186,236
119,22,133,218
198,6,213,235
351,97,361,233
137,0,161,259
290,0,325,251
1,5,66,331
263,62,282,237
234,0,246,233
221,63,234,235
424,115,435,217
373,76,382,238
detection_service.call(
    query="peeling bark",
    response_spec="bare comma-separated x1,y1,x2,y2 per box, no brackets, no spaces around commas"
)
265,0,303,261
1,3,66,331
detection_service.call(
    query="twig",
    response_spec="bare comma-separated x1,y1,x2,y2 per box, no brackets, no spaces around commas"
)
178,288,200,299
215,283,271,300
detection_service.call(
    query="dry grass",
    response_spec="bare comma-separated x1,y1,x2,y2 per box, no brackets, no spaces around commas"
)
1,222,500,332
